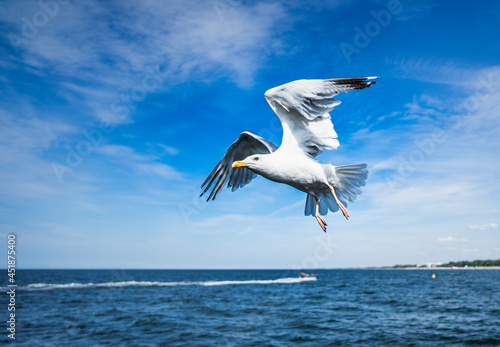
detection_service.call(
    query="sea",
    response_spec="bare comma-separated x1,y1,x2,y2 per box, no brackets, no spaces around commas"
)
2,269,500,346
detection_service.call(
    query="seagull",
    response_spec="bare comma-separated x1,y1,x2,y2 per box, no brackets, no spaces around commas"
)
200,76,377,231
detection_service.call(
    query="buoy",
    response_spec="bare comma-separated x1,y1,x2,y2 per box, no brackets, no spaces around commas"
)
431,274,436,279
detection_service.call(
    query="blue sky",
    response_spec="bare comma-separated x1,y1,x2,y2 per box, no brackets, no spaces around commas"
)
1,0,499,269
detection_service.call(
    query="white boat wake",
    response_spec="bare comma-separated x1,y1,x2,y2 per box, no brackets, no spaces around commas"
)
8,277,317,291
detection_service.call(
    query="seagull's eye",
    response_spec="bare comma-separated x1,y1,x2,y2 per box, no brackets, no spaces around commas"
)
253,157,259,161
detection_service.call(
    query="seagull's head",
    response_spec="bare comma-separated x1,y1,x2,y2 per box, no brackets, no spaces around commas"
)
232,154,273,175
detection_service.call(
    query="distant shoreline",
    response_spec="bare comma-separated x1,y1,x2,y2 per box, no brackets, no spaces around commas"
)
367,266,500,270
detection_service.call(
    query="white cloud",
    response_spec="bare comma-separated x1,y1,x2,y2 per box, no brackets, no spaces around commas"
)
347,65,500,266
461,248,479,254
468,223,498,231
162,2,286,87
158,144,179,156
437,237,466,244
268,199,303,216
96,145,149,161
192,214,254,229
0,110,77,201
366,64,500,206
391,57,481,86
2,0,289,124
134,162,182,179
95,145,183,180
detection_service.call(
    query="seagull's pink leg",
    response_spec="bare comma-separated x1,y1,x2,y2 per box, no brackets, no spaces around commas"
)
314,196,327,232
328,185,349,220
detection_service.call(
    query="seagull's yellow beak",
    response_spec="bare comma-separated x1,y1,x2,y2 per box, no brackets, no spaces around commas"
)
232,161,247,168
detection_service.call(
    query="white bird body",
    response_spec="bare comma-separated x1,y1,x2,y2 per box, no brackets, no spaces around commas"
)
247,150,329,193
201,76,377,231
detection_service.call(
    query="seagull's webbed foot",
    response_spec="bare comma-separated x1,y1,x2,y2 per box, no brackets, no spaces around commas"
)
314,195,327,232
339,204,349,220
315,213,327,232
328,185,349,220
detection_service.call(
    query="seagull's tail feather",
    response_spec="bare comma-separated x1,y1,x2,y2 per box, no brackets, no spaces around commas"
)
331,163,368,207
304,163,368,216
304,191,340,216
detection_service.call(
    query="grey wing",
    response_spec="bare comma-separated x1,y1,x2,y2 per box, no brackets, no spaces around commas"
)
265,76,378,120
265,76,378,157
200,131,278,201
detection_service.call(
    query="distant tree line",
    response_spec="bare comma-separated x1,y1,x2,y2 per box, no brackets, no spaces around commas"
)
388,259,500,268
437,259,500,267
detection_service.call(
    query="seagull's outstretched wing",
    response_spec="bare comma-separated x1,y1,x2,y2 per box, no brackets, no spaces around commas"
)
265,76,378,157
200,131,278,201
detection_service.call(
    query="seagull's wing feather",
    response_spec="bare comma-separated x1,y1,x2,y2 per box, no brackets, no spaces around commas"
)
265,76,378,157
200,131,277,201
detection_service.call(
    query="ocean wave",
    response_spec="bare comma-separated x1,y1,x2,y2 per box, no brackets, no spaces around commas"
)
3,277,316,291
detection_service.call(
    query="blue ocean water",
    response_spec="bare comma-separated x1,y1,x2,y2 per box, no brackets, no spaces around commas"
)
2,269,500,346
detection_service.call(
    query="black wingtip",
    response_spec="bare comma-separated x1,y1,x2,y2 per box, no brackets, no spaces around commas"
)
324,76,379,92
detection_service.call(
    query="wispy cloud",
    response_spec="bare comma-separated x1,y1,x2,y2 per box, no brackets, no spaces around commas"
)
390,57,480,86
95,144,183,180
437,236,466,244
0,109,76,200
0,0,293,162
2,0,289,106
2,0,500,269
192,213,254,229
355,65,500,251
468,223,498,231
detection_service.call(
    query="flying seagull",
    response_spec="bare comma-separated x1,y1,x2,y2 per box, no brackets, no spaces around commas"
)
200,76,377,231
